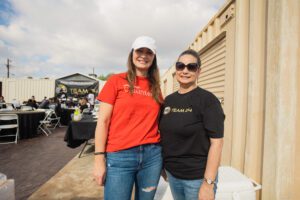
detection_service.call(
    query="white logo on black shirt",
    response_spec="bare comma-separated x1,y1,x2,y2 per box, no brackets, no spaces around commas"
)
163,107,171,115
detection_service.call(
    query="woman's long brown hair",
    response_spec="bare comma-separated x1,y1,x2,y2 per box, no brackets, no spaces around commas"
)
126,50,162,104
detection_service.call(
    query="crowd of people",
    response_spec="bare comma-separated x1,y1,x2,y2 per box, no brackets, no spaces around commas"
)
0,91,96,115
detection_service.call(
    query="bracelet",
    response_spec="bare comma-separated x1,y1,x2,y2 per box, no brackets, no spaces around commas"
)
94,152,106,155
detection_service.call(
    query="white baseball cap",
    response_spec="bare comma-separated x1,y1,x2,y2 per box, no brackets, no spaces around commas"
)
131,36,156,54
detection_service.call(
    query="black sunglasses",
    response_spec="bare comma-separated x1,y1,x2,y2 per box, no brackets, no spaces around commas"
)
175,62,199,72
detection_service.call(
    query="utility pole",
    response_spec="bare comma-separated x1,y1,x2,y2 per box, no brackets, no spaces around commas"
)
6,58,11,78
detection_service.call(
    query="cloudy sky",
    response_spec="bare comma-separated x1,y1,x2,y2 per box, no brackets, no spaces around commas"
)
0,0,225,79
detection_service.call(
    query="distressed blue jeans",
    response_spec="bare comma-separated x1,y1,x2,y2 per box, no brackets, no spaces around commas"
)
166,170,218,200
104,144,162,200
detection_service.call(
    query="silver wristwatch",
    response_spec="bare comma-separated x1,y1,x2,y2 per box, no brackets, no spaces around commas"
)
203,177,216,185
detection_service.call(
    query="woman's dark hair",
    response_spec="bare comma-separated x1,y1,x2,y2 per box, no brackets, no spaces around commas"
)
126,50,162,104
177,49,201,68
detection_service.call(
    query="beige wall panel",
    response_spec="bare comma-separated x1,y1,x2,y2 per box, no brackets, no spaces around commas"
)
202,54,226,70
200,82,225,90
262,0,300,199
200,65,225,76
244,0,266,190
0,78,55,103
198,70,225,83
200,66,225,79
199,73,225,82
230,0,249,172
7,80,16,102
293,50,300,199
198,76,224,86
201,42,226,63
221,16,235,165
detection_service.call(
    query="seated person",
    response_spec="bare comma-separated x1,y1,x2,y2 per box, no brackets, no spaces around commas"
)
39,97,50,109
31,96,38,108
79,97,89,113
25,99,36,109
87,90,95,109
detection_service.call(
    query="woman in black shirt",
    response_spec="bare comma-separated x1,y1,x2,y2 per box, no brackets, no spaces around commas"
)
159,49,224,200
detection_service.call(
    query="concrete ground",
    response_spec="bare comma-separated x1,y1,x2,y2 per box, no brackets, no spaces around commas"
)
28,145,103,200
0,127,81,200
1,127,171,200
28,144,171,200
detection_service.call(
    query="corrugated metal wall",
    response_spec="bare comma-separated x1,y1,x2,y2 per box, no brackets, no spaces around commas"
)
0,78,55,103
161,0,300,199
198,34,226,105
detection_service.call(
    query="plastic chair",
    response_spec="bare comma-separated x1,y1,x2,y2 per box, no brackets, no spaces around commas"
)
0,114,19,144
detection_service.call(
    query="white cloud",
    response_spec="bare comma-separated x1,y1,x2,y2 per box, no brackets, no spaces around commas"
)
0,0,225,78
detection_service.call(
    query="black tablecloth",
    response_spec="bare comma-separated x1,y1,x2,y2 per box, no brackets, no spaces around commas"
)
60,108,75,126
64,115,97,148
0,111,45,139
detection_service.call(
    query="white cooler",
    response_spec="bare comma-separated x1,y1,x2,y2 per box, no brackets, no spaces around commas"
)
215,166,261,200
156,166,261,200
0,172,15,200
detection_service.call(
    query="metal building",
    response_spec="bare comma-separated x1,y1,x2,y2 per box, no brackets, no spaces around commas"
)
161,0,300,199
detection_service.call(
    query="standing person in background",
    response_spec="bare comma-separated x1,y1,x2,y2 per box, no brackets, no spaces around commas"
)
94,36,163,200
159,49,225,200
87,89,95,109
57,89,67,102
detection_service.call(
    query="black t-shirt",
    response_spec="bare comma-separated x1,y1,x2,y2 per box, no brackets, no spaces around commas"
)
159,87,225,180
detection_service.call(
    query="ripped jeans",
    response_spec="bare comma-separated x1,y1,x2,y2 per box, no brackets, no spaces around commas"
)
104,144,162,200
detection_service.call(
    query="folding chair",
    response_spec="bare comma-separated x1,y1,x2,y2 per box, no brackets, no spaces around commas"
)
0,114,19,144
38,110,53,136
48,109,61,129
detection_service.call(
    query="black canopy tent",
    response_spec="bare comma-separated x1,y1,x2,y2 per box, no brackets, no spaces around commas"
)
55,73,99,98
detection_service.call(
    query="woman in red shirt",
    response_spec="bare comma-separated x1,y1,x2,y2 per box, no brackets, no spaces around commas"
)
93,36,163,200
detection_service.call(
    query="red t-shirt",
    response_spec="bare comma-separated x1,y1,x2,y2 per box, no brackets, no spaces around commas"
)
97,73,161,152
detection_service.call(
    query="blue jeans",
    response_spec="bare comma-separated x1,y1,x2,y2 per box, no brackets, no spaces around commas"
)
104,144,162,200
166,170,218,200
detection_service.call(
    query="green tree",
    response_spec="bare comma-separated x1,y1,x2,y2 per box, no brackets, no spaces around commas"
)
98,73,115,81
